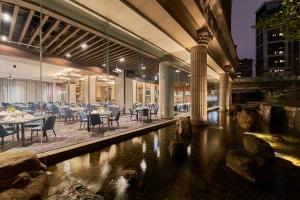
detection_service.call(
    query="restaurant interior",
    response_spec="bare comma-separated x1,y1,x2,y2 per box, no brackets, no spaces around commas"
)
0,0,219,153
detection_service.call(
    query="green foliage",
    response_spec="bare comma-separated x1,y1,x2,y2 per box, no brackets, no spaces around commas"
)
256,0,300,41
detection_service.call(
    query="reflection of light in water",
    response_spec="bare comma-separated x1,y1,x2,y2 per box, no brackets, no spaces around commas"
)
101,161,111,177
187,145,191,156
153,134,160,157
142,142,146,153
275,152,300,167
63,160,72,176
132,137,142,145
115,176,128,198
109,144,117,158
140,159,147,173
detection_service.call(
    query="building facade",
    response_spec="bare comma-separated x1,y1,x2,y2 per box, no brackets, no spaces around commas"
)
256,0,300,76
237,58,253,77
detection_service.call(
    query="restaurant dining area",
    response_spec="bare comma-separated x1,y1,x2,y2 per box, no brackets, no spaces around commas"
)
0,0,222,154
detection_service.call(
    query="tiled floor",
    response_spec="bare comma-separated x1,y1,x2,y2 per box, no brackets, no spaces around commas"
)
1,113,188,154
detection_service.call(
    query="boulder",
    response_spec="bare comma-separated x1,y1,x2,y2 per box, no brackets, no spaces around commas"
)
175,117,192,137
236,110,260,130
226,149,271,183
168,140,187,164
0,151,43,180
12,172,31,188
0,172,48,200
243,134,274,159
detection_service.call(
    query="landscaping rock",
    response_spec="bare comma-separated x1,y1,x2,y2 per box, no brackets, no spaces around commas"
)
12,172,31,188
0,151,42,180
168,140,187,164
226,149,271,183
175,117,192,137
0,172,48,200
236,110,260,130
243,134,274,159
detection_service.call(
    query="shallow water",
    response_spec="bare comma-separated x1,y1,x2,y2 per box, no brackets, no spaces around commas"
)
47,112,244,199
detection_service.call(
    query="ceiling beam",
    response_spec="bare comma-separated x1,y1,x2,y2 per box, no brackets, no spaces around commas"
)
8,5,19,40
71,38,103,58
72,40,110,60
43,24,70,52
56,31,89,55
66,35,97,55
48,28,80,54
42,19,61,43
18,10,34,43
27,15,49,46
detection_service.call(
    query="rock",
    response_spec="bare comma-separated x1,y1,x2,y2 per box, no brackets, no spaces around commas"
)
273,157,296,171
12,172,31,188
168,140,187,164
272,135,285,143
0,151,42,180
175,117,192,137
226,149,271,183
236,110,260,130
0,172,48,200
243,134,274,159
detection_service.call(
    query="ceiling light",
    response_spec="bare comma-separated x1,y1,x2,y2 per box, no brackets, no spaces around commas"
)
185,83,189,86
175,70,180,73
102,63,106,67
2,13,11,22
141,66,146,70
154,76,158,81
119,58,125,62
188,74,191,77
1,35,7,41
113,68,122,73
81,43,88,49
142,75,146,78
65,53,71,58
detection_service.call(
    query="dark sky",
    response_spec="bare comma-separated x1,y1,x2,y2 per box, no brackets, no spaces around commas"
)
231,0,266,60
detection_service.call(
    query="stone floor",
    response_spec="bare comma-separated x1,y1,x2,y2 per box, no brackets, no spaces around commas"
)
1,113,189,154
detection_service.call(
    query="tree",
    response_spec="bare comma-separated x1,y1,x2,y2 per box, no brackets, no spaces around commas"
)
256,0,300,41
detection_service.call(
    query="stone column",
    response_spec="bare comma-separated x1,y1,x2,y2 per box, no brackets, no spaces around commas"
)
219,66,231,111
228,79,232,106
159,56,174,119
83,75,96,104
150,84,155,103
190,27,213,125
142,82,146,105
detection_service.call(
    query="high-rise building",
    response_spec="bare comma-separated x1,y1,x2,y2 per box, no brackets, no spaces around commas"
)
237,58,253,77
255,0,300,76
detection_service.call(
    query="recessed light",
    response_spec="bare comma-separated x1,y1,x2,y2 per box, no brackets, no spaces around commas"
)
119,58,125,62
175,69,180,73
65,53,71,58
154,76,158,81
188,74,191,77
1,36,7,41
141,66,146,70
81,43,88,49
2,13,11,22
185,83,189,86
142,75,146,78
102,63,106,67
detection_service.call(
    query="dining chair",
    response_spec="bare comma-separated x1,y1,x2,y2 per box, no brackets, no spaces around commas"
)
89,114,102,130
0,125,17,147
79,111,88,128
150,107,159,120
109,111,121,127
64,109,75,122
129,108,138,121
31,116,56,141
141,108,149,120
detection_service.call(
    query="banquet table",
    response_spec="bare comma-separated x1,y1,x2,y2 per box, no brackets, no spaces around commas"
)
0,116,45,146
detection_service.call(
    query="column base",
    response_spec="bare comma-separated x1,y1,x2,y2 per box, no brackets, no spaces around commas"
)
191,119,208,126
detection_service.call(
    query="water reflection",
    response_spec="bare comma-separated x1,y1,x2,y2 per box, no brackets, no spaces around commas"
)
48,111,242,199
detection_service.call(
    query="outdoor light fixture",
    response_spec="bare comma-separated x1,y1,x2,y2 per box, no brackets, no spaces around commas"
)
81,43,88,49
175,69,180,73
2,13,11,22
65,53,71,58
119,58,125,62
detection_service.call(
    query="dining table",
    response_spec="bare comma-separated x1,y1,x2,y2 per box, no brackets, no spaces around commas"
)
135,107,149,121
87,111,112,132
0,115,45,146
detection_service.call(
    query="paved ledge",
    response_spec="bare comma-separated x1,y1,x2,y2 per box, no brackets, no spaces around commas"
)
37,117,186,166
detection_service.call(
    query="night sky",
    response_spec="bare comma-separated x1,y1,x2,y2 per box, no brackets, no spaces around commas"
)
231,0,266,60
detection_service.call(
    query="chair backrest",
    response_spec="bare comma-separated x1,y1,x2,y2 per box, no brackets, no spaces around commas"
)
142,108,149,116
79,111,87,120
90,114,101,126
129,108,134,114
42,116,56,131
115,111,121,121
65,109,73,118
0,125,8,137
154,107,159,114
58,107,65,115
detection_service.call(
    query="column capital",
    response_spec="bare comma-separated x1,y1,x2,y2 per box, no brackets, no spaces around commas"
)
196,27,213,45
